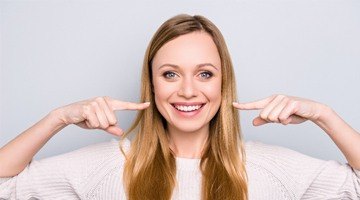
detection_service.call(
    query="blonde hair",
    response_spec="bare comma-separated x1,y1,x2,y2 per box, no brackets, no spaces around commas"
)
121,14,248,200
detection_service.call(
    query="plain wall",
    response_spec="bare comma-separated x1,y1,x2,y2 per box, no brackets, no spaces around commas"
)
1,0,359,163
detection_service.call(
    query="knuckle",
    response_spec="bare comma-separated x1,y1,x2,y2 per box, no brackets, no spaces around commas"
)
279,115,287,121
279,116,287,123
268,115,278,122
82,105,91,113
85,121,93,128
93,122,100,128
103,96,111,101
82,104,89,110
104,97,116,108
282,97,290,104
81,112,88,120
90,101,99,108
260,113,267,120
276,94,286,100
280,120,288,125
87,121,95,128
100,123,109,129
95,97,104,102
109,118,117,125
291,100,300,108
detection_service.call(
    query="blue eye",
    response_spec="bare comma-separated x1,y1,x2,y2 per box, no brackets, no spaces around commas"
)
199,71,213,79
163,71,177,79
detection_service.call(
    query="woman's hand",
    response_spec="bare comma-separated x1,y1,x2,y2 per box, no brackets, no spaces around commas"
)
232,94,328,126
234,94,360,170
0,96,150,177
55,97,150,136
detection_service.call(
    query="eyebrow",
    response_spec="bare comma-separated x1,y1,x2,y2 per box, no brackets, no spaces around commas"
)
158,63,219,71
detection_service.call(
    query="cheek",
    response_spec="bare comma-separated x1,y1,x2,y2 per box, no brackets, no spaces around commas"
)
208,82,222,118
153,80,177,117
153,80,174,102
203,80,222,104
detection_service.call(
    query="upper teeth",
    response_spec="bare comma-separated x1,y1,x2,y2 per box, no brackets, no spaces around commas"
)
175,105,202,112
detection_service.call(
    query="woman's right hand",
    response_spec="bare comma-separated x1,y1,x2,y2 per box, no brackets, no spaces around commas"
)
55,96,150,136
0,96,150,177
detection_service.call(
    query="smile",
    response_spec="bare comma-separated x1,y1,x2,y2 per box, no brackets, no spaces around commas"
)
171,103,205,112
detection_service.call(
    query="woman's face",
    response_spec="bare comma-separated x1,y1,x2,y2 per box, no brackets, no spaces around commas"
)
151,31,222,134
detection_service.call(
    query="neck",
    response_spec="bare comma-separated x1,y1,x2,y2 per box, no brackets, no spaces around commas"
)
167,124,209,159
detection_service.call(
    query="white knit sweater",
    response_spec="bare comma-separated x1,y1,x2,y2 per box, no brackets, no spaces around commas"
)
0,138,359,199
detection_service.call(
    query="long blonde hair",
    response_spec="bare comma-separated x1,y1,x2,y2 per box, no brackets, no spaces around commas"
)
121,14,248,200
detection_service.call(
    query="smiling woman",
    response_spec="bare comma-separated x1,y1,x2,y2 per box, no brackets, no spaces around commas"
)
1,14,360,200
122,17,247,199
152,32,222,137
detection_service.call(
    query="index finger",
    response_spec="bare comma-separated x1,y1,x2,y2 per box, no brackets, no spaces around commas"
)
233,96,274,110
108,99,151,111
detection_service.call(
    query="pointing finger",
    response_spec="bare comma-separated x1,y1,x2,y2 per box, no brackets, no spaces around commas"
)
233,96,275,110
108,99,151,111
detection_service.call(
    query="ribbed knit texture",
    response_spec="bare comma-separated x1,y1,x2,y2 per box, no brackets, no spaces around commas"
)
1,138,359,199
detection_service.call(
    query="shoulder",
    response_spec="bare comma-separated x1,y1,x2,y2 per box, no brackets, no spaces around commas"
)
244,140,326,176
244,140,325,167
37,138,130,167
244,141,326,199
30,138,131,192
0,138,131,199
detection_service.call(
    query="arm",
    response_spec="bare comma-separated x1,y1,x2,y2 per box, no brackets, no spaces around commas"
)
0,139,127,200
0,110,66,177
314,106,360,170
233,94,360,170
246,140,360,199
235,94,360,198
0,96,149,178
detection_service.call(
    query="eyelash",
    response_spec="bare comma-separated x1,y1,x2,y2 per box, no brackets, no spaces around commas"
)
163,71,178,79
162,71,213,80
199,71,213,79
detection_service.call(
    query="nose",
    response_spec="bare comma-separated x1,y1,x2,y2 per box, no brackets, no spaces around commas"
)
177,77,198,98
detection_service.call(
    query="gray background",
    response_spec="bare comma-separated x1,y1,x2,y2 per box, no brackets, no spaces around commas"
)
1,0,359,163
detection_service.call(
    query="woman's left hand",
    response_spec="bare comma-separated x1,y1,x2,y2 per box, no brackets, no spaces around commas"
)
234,94,360,170
233,94,328,126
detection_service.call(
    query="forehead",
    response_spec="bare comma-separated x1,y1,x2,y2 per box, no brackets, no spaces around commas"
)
152,31,221,69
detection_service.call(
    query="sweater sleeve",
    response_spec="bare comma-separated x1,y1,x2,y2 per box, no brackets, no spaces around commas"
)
245,141,360,199
0,154,83,199
301,160,360,199
0,139,125,200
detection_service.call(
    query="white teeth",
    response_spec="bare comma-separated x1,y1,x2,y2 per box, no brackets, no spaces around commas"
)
175,105,202,112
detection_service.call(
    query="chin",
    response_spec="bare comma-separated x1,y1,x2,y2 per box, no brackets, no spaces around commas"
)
169,121,209,134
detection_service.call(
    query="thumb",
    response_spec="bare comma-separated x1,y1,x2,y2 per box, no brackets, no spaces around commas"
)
252,117,269,126
105,125,123,136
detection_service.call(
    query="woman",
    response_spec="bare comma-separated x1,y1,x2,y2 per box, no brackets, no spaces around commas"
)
0,14,359,200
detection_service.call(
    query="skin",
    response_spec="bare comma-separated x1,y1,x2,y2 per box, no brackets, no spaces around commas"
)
233,95,360,170
0,32,359,178
151,31,222,158
0,97,150,177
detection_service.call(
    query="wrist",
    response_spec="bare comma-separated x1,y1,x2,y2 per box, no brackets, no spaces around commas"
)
315,104,335,124
47,108,69,132
313,104,340,135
